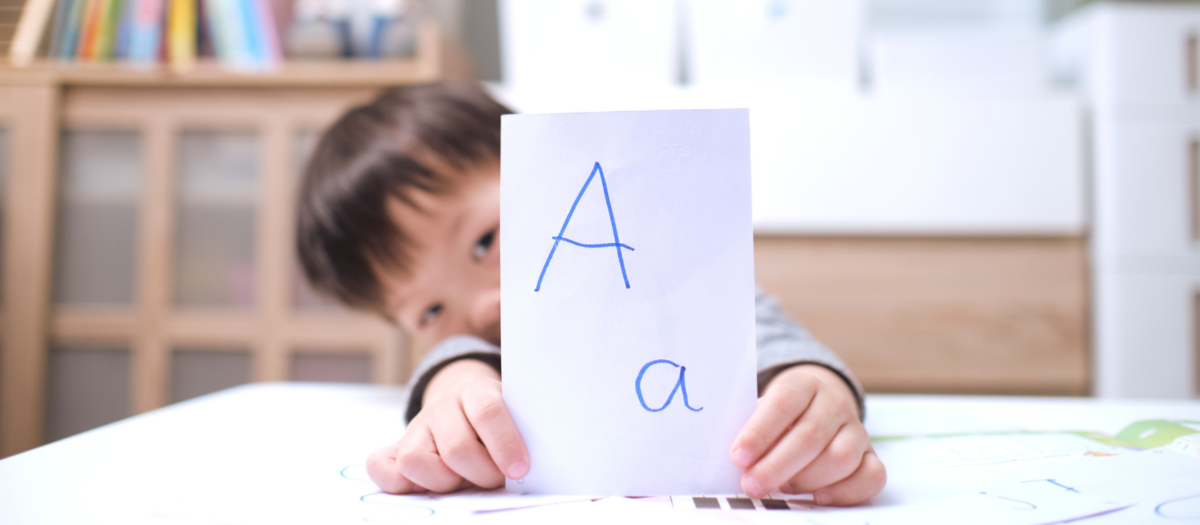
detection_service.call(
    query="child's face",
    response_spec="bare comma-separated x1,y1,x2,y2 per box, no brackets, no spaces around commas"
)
381,162,501,350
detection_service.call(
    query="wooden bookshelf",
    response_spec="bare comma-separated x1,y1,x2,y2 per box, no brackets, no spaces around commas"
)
0,22,445,458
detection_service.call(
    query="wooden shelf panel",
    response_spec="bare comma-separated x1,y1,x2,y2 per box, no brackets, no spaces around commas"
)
51,308,394,351
0,59,436,88
53,308,139,344
0,22,440,88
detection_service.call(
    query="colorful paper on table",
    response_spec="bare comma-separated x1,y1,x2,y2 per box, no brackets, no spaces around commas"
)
500,109,758,495
839,422,1200,525
986,449,1200,523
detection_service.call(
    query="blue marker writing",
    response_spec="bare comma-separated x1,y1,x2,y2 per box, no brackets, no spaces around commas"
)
534,162,633,292
635,359,703,412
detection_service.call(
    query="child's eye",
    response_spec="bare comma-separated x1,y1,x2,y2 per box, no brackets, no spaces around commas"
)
419,303,443,327
472,230,496,261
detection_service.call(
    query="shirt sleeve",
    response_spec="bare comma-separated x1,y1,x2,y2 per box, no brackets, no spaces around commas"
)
400,335,500,423
401,291,866,423
754,289,866,421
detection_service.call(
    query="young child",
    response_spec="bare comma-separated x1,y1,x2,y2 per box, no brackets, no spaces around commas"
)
296,82,885,505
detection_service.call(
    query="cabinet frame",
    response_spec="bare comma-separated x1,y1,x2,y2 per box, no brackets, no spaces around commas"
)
0,23,443,456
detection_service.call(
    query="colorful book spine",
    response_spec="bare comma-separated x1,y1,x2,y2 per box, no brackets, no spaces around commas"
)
60,0,87,59
168,0,196,70
250,0,281,68
38,0,298,68
77,0,105,60
128,0,164,65
265,0,290,61
47,0,74,60
219,0,255,69
201,0,228,64
156,3,168,61
92,0,123,61
114,0,137,59
195,0,212,57
237,0,263,68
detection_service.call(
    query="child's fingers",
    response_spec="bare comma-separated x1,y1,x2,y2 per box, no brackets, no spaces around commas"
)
395,424,466,493
461,383,530,480
811,450,887,506
742,392,842,498
427,403,506,488
782,423,870,495
729,377,819,470
366,443,421,494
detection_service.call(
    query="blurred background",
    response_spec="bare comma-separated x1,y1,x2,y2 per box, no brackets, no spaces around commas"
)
0,0,1195,458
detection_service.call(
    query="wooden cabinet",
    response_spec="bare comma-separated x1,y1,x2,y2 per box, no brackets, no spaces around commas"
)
0,22,444,457
755,236,1090,396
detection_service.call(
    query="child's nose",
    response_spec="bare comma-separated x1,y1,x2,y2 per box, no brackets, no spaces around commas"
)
470,287,501,344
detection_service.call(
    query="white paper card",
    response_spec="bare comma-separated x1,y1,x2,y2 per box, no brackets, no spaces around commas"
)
500,109,758,495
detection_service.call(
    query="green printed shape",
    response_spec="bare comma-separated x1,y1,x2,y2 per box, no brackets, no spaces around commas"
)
1115,420,1200,449
1062,430,1140,449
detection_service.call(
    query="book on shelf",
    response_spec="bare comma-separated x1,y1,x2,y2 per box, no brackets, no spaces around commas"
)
91,0,122,61
58,0,87,60
8,0,421,70
77,0,103,61
128,0,165,65
46,0,71,59
167,0,193,70
8,0,56,66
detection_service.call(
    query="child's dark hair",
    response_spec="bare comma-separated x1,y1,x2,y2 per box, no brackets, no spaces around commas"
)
296,82,511,318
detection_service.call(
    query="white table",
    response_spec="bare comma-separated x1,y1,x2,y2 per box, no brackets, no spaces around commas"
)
1,383,1196,524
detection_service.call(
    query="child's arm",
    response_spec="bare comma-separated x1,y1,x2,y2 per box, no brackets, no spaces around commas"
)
367,358,529,493
730,364,885,504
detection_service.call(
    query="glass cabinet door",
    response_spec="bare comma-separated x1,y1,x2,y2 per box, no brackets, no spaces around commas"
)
44,346,131,442
53,131,141,306
171,349,252,403
173,131,260,308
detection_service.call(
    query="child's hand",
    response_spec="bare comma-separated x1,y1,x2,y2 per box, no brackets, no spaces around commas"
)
730,365,886,505
366,359,530,493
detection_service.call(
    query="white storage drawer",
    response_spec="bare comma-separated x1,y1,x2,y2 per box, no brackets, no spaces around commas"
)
684,0,863,90
1092,271,1200,398
747,94,1085,235
498,0,679,90
1093,118,1200,259
1052,3,1200,106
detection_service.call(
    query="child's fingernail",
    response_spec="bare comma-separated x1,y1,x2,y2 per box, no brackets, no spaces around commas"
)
815,491,832,506
742,474,762,497
731,448,753,468
506,460,528,480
